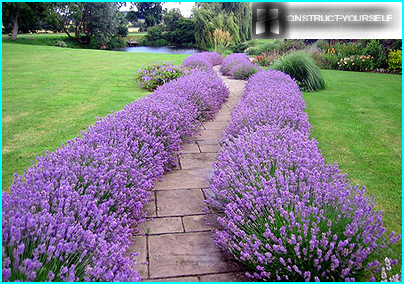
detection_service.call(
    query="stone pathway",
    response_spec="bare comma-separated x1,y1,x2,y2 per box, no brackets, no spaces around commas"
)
126,67,248,282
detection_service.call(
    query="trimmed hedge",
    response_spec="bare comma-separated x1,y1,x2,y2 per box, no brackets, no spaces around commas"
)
221,53,260,79
206,70,399,281
182,51,223,70
2,69,229,281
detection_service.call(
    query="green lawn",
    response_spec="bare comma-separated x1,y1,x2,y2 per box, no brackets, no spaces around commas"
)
2,43,187,190
304,69,402,264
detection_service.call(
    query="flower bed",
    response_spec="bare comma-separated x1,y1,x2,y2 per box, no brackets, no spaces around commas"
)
2,69,229,282
221,53,260,79
206,70,400,281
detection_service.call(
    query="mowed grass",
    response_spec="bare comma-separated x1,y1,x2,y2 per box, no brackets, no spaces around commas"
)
303,69,402,263
2,43,187,190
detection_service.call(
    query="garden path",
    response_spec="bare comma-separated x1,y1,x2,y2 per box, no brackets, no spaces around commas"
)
126,66,249,282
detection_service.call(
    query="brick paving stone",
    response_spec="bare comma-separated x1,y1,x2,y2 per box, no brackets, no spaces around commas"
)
144,192,157,217
183,214,221,232
194,139,220,146
137,217,183,235
180,142,200,154
199,144,220,153
203,121,229,130
156,189,206,217
196,129,223,141
199,272,250,282
126,236,148,279
180,153,217,170
154,168,212,190
144,276,199,282
148,232,242,278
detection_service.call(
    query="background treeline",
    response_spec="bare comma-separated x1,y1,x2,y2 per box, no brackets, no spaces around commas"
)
2,2,253,51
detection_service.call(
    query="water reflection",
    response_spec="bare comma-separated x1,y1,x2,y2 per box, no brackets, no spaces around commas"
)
113,46,201,54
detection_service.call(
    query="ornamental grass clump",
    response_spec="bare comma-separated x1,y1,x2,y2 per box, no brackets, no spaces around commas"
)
207,70,400,281
3,70,229,282
136,61,192,91
221,53,260,79
271,51,326,92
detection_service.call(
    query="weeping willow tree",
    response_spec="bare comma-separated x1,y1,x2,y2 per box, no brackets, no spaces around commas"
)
192,2,251,49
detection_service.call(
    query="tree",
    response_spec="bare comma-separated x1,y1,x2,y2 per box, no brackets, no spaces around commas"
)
49,2,121,45
133,2,163,28
2,2,49,39
162,8,182,32
192,2,252,49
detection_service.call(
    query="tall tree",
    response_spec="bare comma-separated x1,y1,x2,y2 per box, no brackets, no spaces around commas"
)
133,2,163,28
49,2,120,45
2,2,49,39
192,2,252,49
162,8,182,32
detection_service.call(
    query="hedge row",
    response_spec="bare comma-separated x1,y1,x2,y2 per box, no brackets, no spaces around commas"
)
2,69,229,282
206,70,399,281
220,53,260,79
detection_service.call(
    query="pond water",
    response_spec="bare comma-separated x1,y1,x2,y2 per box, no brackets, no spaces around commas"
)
113,46,201,54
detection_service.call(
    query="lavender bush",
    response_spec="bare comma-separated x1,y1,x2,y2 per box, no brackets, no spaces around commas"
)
207,70,400,281
221,53,260,79
2,69,229,282
182,52,223,71
136,61,191,91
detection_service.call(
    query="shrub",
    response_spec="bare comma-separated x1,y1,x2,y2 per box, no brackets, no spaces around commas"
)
221,53,260,79
270,51,325,91
206,70,400,282
182,52,223,71
54,40,67,48
2,69,229,282
222,71,310,141
364,40,386,68
337,55,374,72
387,50,402,72
253,50,282,67
304,47,327,68
136,61,192,91
199,52,223,66
323,53,341,70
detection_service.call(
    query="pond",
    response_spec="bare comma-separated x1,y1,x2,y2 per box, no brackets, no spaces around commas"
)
113,46,201,54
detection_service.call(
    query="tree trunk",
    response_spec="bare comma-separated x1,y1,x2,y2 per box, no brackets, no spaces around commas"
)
11,13,19,40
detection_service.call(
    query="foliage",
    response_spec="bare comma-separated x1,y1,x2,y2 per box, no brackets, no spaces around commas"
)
253,50,282,67
2,2,51,39
136,61,191,91
193,2,251,49
304,46,327,68
49,2,121,46
132,2,163,28
212,28,233,49
144,25,164,42
162,8,182,32
166,18,196,45
270,52,325,91
2,66,229,281
364,40,387,68
207,70,400,281
276,39,306,54
53,40,67,48
387,50,402,72
337,55,374,72
229,41,252,53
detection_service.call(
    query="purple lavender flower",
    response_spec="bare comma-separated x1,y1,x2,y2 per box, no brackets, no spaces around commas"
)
3,68,229,281
206,69,399,281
